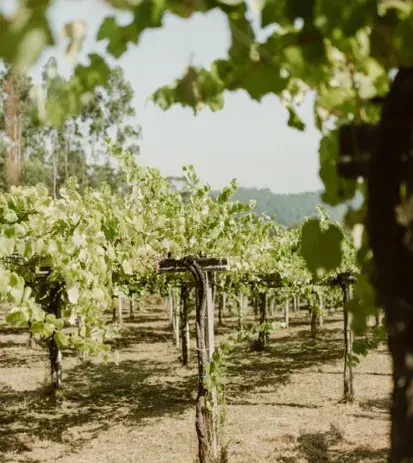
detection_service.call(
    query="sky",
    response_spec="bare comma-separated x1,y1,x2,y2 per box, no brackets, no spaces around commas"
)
4,0,323,194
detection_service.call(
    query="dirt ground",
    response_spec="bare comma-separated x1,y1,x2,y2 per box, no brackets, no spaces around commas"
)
0,300,391,463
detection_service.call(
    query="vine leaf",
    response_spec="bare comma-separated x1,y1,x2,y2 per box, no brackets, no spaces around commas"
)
300,218,343,279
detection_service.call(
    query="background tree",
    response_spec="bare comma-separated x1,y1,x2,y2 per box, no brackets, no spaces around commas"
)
0,58,140,195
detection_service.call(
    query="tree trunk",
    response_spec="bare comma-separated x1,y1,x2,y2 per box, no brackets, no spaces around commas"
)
3,71,21,189
284,299,289,328
181,285,190,366
342,283,354,403
386,298,413,461
52,148,57,199
366,67,413,461
258,292,267,350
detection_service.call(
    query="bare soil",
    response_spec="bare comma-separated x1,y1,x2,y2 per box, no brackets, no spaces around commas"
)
0,301,391,463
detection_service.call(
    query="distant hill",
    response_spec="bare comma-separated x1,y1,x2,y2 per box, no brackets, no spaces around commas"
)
212,187,361,227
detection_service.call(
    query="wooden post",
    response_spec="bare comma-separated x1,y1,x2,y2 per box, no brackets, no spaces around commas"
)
375,308,380,327
258,292,267,350
167,293,173,325
205,272,219,461
112,296,117,323
47,282,63,390
238,293,244,331
343,282,354,403
218,292,225,326
284,298,289,328
173,293,180,349
253,295,259,320
158,257,229,463
181,285,190,366
319,295,324,327
118,296,123,325
130,293,135,320
269,297,276,317
205,273,215,360
311,308,318,338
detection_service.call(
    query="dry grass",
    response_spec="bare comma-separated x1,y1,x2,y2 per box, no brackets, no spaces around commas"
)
0,301,391,462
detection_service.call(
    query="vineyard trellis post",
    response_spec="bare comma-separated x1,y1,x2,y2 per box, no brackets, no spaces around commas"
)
258,291,267,350
159,257,229,463
328,273,356,403
129,292,136,320
284,298,289,328
342,277,354,404
180,284,190,366
237,292,244,331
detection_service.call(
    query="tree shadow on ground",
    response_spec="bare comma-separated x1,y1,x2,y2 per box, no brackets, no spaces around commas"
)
297,426,387,462
0,357,197,460
278,426,388,462
360,396,391,413
225,328,344,395
112,324,174,348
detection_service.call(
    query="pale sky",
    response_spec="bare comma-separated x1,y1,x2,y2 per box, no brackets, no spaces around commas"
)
5,0,323,194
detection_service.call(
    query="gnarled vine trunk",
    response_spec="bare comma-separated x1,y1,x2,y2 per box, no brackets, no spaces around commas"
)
184,258,220,463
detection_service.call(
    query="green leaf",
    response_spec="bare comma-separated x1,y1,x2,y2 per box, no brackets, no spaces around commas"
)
31,304,45,322
6,307,29,326
54,331,69,347
67,285,79,304
22,286,32,302
74,54,111,92
300,218,343,278
319,130,357,206
97,17,138,58
0,237,15,257
46,314,64,330
4,211,18,223
287,105,305,131
122,259,133,275
30,321,54,338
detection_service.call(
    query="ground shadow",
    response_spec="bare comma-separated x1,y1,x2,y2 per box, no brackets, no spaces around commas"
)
292,426,388,462
0,357,197,460
225,329,344,395
360,396,391,413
